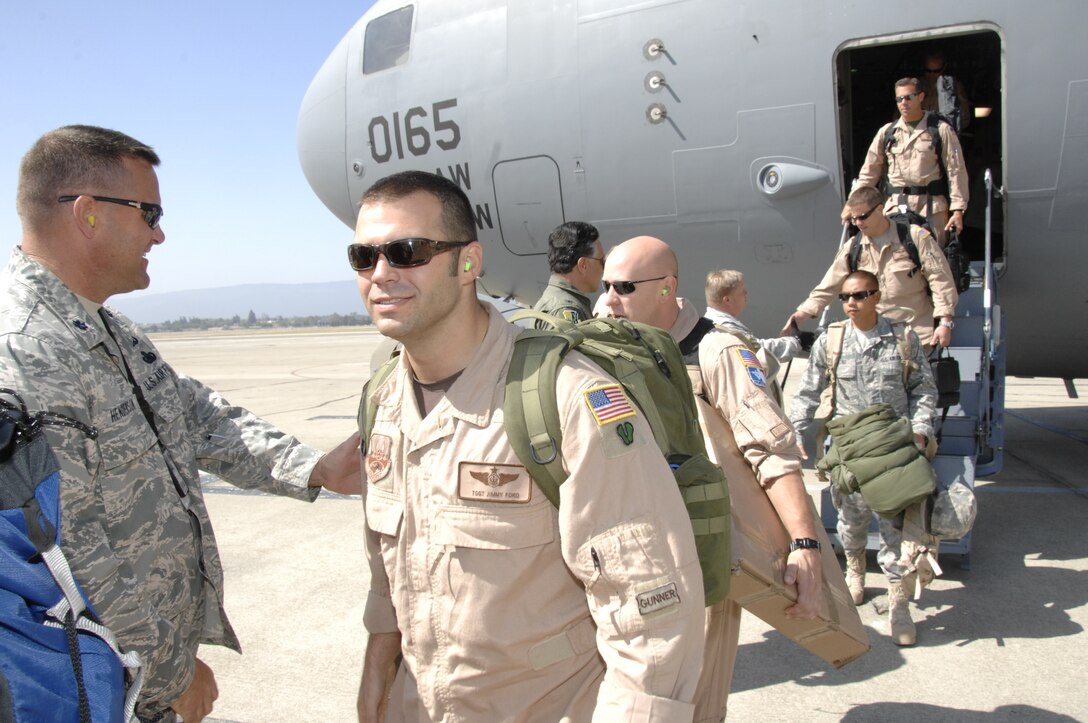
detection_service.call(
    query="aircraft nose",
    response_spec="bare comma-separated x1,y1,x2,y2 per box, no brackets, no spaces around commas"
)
297,36,353,228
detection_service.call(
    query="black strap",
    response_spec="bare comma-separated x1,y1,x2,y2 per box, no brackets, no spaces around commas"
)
98,310,189,501
679,317,716,357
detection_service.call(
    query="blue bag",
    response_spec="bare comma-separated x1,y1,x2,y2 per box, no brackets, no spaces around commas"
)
0,390,142,723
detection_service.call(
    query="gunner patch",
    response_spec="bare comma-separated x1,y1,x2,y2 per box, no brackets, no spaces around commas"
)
636,582,681,616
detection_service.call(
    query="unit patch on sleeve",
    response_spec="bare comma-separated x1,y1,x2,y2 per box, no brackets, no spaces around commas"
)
583,384,636,426
366,434,393,483
735,348,767,389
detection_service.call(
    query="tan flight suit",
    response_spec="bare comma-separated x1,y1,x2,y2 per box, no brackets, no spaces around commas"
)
854,111,969,246
362,305,705,722
669,299,805,723
795,223,959,343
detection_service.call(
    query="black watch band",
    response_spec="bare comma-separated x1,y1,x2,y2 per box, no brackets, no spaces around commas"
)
789,538,822,552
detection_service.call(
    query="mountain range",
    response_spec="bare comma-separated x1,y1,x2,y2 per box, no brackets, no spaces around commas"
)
110,280,366,324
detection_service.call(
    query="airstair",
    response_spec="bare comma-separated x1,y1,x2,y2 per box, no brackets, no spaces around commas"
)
819,170,1006,568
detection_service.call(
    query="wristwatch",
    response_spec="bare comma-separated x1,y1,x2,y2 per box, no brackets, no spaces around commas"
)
939,319,955,329
789,538,822,552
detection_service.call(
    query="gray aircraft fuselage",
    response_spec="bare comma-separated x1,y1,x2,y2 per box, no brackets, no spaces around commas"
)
298,0,1088,379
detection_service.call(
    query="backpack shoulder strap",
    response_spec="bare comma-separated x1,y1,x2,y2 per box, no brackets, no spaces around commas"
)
814,321,846,421
359,355,400,455
893,221,924,275
504,330,575,507
926,112,945,172
847,232,863,273
888,320,919,385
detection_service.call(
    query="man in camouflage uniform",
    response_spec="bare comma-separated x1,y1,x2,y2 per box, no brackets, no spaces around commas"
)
790,270,937,646
531,221,604,325
0,126,362,721
599,236,824,722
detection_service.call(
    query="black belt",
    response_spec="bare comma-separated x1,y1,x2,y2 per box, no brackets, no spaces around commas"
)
893,181,948,197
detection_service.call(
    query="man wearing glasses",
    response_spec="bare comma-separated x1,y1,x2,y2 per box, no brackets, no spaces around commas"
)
789,270,937,646
531,220,604,325
599,235,824,721
352,172,705,721
782,186,959,350
920,51,972,133
853,76,969,247
0,125,362,722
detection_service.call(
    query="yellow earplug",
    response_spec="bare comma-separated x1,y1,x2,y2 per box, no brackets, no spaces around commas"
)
88,215,95,227
660,287,669,296
464,261,472,272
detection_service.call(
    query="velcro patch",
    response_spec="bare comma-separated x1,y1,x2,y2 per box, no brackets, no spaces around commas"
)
736,348,767,389
458,462,531,503
583,384,636,426
366,434,393,482
637,582,681,616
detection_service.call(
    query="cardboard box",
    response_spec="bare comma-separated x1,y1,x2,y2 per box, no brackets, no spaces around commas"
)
696,399,870,668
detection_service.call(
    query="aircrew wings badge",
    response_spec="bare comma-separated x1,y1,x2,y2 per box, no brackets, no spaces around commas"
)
584,384,636,426
735,348,767,389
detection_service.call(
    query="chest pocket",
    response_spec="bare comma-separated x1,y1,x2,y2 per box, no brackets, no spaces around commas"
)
433,502,555,550
93,382,157,473
880,360,905,381
365,487,404,537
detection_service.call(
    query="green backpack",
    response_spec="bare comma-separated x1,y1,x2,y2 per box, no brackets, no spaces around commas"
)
360,312,731,607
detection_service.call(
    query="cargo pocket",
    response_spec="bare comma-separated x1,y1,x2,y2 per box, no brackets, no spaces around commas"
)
576,517,683,638
365,487,404,537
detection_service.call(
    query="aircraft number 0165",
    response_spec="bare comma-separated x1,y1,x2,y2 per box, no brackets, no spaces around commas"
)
368,98,461,163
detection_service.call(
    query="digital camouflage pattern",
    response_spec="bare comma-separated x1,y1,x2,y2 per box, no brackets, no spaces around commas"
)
0,249,323,718
791,316,937,442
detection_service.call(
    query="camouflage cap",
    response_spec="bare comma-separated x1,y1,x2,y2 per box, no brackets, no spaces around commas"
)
928,480,977,539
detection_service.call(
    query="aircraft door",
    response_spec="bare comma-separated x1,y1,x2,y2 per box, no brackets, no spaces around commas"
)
493,156,565,256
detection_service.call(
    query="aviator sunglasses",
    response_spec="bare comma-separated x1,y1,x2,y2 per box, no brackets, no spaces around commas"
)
838,289,879,302
347,238,472,271
58,195,163,229
602,275,669,295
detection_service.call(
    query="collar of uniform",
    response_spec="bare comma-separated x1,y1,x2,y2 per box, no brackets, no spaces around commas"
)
895,110,932,140
668,297,699,343
5,247,109,351
704,306,754,337
547,274,590,304
845,316,895,346
374,304,513,436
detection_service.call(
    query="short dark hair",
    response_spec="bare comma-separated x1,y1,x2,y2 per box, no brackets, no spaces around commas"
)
547,221,600,273
360,170,477,242
17,125,160,229
844,269,879,290
896,77,922,94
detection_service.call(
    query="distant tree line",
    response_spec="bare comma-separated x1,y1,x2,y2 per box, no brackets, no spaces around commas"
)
140,310,372,333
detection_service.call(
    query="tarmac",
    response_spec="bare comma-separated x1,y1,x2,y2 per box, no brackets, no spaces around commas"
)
151,326,1088,722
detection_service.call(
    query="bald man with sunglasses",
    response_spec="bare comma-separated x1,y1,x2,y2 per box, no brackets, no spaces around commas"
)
352,172,705,722
783,186,959,351
0,125,362,722
600,235,823,722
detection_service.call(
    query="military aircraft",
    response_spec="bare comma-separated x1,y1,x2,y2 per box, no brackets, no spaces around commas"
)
297,0,1088,495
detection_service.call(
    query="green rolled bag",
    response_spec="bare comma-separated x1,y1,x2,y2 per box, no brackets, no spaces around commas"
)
818,403,937,517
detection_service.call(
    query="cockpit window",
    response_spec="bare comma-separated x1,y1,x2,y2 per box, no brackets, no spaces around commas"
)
363,5,414,74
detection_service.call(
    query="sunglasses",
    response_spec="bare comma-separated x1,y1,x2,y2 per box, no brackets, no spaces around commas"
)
57,195,163,229
838,289,879,302
602,275,668,295
925,67,945,74
895,92,921,103
347,238,472,271
848,204,881,223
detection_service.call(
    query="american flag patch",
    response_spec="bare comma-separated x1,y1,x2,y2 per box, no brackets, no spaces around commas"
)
736,348,762,369
584,384,636,426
